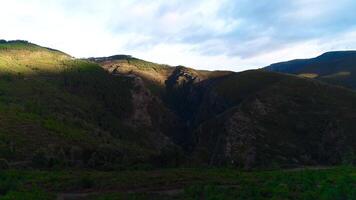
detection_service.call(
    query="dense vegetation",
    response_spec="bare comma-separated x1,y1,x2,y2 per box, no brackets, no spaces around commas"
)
0,167,355,199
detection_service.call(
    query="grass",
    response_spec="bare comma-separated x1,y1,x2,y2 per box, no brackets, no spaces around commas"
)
322,71,351,79
298,73,319,78
97,56,174,96
0,167,355,199
126,57,170,72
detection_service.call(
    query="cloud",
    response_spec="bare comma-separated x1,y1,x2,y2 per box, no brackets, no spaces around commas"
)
0,0,356,71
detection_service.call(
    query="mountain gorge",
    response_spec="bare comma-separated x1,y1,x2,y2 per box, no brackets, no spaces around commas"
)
0,40,355,170
91,51,356,169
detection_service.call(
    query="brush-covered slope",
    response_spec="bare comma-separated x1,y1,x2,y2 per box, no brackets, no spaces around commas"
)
265,51,356,89
91,55,232,123
92,55,356,169
192,70,356,168
0,40,179,168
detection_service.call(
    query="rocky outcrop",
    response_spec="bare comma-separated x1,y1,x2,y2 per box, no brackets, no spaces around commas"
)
165,66,202,89
126,75,154,127
164,66,204,121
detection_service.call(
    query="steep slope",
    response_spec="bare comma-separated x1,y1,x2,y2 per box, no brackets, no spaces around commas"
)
265,51,356,89
92,54,356,169
192,70,356,168
91,56,232,149
0,40,177,168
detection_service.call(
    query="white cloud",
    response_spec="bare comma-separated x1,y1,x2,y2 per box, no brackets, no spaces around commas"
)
0,0,356,71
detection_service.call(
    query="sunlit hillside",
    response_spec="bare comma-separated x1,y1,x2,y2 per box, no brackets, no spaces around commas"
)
0,41,173,166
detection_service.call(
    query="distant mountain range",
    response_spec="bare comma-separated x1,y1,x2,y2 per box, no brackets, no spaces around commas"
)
0,40,355,170
265,51,356,90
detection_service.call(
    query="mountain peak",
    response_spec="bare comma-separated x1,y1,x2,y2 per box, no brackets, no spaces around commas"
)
0,39,69,56
317,50,356,60
265,50,356,89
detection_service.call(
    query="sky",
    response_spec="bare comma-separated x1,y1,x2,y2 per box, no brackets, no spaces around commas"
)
1,0,356,71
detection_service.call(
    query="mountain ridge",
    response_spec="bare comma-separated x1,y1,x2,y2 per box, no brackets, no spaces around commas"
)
0,40,355,170
264,50,356,89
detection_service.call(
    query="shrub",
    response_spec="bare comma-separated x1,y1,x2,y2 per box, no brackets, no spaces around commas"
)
87,152,101,168
69,146,83,164
78,176,94,189
31,149,49,168
342,149,355,166
1,74,13,82
152,145,185,167
87,144,124,169
0,158,9,169
0,189,54,200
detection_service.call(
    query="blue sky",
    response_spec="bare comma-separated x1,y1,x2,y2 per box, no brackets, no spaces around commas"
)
1,0,356,71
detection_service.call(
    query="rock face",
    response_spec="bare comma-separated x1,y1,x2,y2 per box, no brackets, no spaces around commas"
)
165,66,204,121
112,69,184,152
166,66,202,87
128,76,153,127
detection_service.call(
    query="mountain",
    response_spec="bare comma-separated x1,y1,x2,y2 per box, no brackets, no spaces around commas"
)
0,40,355,170
0,40,181,169
90,55,232,150
192,70,356,168
265,51,356,89
91,55,356,169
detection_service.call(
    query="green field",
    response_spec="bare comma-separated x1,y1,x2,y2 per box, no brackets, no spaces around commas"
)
0,167,355,199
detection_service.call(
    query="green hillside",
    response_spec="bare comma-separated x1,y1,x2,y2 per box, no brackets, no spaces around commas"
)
0,40,175,168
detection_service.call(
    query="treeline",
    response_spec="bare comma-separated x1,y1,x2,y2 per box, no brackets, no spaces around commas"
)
0,39,30,44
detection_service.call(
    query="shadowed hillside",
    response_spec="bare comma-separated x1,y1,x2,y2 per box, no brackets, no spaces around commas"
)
192,70,356,169
91,55,356,169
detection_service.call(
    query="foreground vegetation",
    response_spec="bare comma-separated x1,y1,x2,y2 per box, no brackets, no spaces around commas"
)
0,167,355,199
